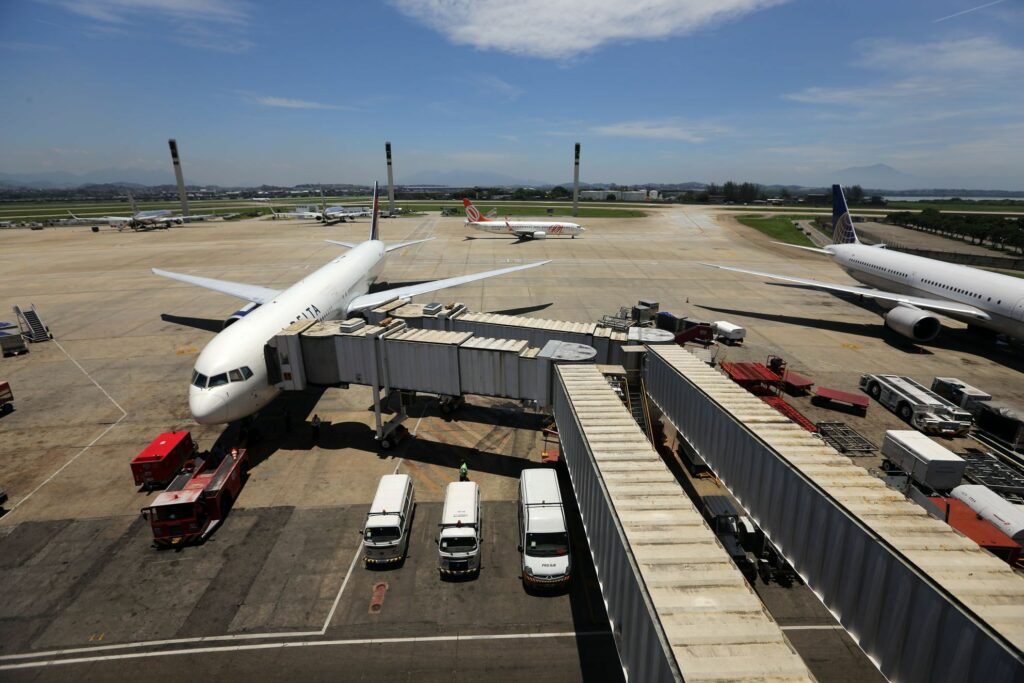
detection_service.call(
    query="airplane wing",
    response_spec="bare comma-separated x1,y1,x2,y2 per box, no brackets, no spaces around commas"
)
151,268,281,304
325,239,359,249
178,213,218,222
703,263,991,319
347,260,550,312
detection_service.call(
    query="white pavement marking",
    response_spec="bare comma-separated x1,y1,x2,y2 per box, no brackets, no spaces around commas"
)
320,543,362,634
0,632,594,671
780,625,846,631
6,339,128,516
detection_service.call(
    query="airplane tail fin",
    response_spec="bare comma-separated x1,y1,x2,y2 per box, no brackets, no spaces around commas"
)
463,198,490,222
369,181,380,241
67,210,80,220
831,184,859,245
128,191,139,216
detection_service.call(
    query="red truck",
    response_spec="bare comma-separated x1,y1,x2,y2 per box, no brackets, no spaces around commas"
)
140,447,249,547
130,431,196,489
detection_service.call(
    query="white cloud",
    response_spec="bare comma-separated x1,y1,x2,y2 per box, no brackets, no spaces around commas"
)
46,0,253,51
590,119,728,142
254,96,350,111
390,0,789,59
467,74,523,100
857,36,1024,77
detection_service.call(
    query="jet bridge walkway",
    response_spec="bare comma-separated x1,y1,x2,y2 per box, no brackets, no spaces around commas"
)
644,345,1024,683
553,364,813,683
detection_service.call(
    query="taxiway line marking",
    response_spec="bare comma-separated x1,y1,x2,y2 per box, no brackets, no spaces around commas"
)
6,339,128,516
0,632,598,670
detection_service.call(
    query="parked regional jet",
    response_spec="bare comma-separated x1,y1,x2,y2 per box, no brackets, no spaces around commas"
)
706,185,1024,342
154,183,550,424
70,192,216,230
463,199,584,240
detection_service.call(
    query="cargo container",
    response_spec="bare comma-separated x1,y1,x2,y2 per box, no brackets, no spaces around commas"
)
130,431,196,489
951,484,1024,544
1,333,28,357
881,430,966,490
931,377,992,411
974,401,1024,449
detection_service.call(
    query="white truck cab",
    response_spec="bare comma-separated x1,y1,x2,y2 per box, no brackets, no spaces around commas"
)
518,469,571,589
362,474,415,566
437,481,482,578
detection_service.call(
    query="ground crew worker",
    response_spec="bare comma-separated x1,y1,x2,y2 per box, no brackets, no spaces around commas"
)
459,460,469,482
311,414,321,443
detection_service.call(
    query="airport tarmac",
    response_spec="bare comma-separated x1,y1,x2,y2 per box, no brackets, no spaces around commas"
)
1,207,1021,680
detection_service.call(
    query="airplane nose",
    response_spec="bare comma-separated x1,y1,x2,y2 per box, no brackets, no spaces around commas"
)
190,390,228,425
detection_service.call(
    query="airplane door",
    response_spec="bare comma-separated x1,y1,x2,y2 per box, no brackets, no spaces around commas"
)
1013,298,1024,322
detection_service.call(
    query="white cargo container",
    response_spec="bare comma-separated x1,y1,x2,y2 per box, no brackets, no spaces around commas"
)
711,321,745,344
951,484,1024,544
881,430,966,490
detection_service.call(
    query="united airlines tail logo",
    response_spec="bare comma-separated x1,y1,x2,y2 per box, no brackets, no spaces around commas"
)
832,211,855,244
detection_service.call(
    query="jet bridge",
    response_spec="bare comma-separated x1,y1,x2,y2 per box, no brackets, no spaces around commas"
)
266,318,596,446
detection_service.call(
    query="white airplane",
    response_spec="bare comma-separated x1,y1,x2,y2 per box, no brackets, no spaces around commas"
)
69,192,216,230
153,182,550,425
706,185,1024,343
323,205,372,222
463,199,585,240
270,206,325,222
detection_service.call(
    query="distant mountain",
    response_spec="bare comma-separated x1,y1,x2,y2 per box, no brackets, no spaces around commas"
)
0,168,175,189
401,169,552,187
830,164,917,191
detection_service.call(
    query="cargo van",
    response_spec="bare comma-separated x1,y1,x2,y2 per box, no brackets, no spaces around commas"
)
437,481,481,577
518,469,571,588
362,474,415,566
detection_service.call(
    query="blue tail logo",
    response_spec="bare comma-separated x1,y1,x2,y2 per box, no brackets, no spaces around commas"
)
369,181,380,241
831,184,858,245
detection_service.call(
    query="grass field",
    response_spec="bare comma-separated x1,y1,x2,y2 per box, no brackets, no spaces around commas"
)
735,215,816,247
886,201,1024,213
0,199,645,221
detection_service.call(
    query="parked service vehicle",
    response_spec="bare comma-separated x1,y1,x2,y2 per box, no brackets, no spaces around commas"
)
518,469,571,589
711,320,746,345
0,333,28,357
130,431,196,490
859,373,972,436
437,481,482,578
362,474,415,566
881,430,966,491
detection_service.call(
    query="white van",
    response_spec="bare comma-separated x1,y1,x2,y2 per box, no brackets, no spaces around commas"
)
437,481,482,577
362,474,415,566
518,469,571,588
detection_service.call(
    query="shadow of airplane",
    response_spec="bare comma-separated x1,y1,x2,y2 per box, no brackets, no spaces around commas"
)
161,313,222,333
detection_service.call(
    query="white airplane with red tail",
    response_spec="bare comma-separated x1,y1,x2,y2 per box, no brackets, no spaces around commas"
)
463,199,584,240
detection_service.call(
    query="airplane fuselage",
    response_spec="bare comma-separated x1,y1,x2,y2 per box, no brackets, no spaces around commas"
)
829,244,1024,338
188,241,386,424
468,220,584,238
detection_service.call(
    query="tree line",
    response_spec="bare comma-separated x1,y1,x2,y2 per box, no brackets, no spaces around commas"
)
887,208,1024,254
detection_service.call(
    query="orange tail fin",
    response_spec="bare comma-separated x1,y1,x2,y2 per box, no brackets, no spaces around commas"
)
462,198,490,222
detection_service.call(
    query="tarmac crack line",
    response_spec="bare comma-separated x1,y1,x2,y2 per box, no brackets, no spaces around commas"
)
5,339,128,517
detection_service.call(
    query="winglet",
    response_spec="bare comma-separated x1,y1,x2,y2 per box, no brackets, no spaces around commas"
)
369,181,380,241
831,184,859,245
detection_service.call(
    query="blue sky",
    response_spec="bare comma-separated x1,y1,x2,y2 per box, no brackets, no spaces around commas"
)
1,0,1022,188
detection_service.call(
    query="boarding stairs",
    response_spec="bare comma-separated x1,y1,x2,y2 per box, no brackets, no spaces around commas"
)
14,304,52,343
625,375,653,438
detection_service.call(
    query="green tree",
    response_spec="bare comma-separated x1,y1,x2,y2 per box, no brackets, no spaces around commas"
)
549,185,570,199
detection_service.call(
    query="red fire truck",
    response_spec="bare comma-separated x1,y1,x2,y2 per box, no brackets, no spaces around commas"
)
140,447,249,547
130,431,196,489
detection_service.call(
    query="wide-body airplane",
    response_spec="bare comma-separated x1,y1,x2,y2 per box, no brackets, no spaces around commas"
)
70,192,215,230
707,185,1024,342
463,199,584,240
154,183,550,424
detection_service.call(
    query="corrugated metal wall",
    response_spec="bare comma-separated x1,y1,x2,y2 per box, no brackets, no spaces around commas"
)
554,367,680,683
645,348,1024,683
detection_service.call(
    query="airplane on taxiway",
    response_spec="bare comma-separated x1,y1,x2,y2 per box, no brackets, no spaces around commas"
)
463,198,585,240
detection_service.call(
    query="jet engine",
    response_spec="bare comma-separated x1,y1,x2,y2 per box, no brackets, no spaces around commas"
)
173,217,184,225
884,305,941,342
223,302,261,329
532,231,547,239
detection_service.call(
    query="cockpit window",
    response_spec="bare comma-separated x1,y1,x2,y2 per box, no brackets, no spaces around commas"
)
208,373,229,388
192,371,208,388
240,366,253,380
229,369,243,382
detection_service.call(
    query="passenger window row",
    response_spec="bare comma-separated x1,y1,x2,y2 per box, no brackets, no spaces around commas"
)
191,366,253,389
851,258,907,279
920,278,998,303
